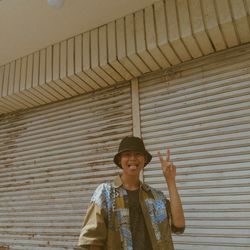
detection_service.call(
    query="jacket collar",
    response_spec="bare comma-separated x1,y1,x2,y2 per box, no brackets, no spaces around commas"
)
113,175,151,192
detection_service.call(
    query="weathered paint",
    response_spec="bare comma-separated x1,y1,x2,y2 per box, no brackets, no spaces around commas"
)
0,83,132,250
140,44,250,250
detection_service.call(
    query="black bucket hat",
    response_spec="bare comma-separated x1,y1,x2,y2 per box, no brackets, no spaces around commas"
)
113,136,152,168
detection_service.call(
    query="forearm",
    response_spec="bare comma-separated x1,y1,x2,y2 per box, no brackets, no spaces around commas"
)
78,203,107,248
167,180,185,228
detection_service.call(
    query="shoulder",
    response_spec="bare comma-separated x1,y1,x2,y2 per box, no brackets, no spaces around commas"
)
146,184,166,200
94,182,112,193
91,182,112,198
90,182,113,205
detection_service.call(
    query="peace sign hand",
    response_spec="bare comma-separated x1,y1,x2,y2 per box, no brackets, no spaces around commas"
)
157,149,176,184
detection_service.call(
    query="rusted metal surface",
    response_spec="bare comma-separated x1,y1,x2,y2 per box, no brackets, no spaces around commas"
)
0,246,9,250
1,44,250,250
0,82,132,249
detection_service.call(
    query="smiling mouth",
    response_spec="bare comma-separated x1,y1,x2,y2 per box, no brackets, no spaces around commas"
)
128,164,138,170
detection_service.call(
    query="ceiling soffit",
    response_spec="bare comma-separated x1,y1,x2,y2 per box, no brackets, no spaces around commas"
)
0,0,250,115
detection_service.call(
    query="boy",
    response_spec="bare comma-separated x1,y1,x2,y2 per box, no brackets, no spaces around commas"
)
77,136,185,250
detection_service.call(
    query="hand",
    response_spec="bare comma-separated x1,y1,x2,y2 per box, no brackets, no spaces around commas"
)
157,149,176,184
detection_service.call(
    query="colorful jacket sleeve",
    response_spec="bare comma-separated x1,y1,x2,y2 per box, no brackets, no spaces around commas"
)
78,184,108,247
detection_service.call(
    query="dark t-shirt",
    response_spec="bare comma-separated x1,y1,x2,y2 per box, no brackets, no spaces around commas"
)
126,189,153,250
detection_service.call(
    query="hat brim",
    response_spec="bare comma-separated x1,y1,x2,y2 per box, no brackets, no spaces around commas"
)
113,149,152,168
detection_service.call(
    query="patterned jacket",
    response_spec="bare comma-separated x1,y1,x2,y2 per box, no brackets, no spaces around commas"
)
78,175,184,250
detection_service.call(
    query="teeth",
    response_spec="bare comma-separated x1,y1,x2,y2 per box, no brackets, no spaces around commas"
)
129,165,137,168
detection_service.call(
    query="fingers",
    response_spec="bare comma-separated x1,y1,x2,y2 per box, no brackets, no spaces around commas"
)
158,149,171,162
158,150,177,179
166,148,170,162
170,161,175,170
157,151,163,164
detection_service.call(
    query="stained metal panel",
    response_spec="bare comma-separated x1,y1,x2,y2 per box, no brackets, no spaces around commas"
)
165,0,191,62
74,34,100,90
0,82,132,250
201,0,227,51
139,45,250,249
144,5,170,68
67,38,93,92
107,21,133,80
124,14,150,74
187,0,217,54
215,0,239,48
116,17,141,77
82,31,108,88
90,29,116,85
154,1,181,65
176,0,202,59
134,10,160,71
98,25,124,82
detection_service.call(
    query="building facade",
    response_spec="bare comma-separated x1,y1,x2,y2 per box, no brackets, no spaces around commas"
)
0,0,250,249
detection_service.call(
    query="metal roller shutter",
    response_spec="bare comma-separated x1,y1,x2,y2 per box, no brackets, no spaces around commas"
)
0,83,132,250
139,45,250,250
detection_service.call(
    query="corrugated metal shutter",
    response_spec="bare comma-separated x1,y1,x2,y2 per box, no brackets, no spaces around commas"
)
139,44,250,250
0,83,132,250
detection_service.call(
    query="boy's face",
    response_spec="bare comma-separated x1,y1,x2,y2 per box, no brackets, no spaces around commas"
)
120,150,146,176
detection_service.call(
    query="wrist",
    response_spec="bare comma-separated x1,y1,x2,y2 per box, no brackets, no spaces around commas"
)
166,179,177,190
165,178,176,186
